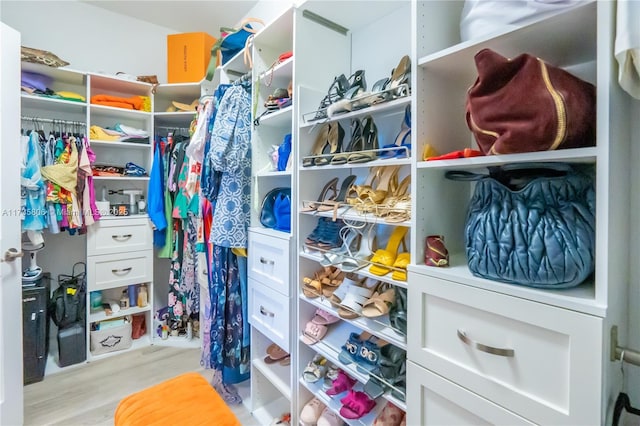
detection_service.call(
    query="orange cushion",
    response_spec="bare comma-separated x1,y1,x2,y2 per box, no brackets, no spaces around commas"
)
114,372,241,426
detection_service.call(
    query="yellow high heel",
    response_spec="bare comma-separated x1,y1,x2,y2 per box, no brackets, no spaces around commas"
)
369,226,408,276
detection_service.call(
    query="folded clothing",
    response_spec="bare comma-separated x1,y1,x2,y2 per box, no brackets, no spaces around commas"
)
91,94,144,110
92,165,124,176
22,70,53,92
90,125,120,141
124,162,147,177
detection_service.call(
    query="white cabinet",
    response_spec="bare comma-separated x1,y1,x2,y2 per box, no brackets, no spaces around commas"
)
86,217,152,256
408,1,629,424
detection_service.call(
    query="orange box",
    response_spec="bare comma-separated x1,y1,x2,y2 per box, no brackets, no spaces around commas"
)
167,32,217,83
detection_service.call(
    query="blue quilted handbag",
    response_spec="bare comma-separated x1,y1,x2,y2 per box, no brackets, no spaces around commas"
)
445,163,595,288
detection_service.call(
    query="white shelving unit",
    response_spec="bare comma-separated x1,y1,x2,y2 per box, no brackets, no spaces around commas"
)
247,6,297,424
406,1,631,425
292,2,413,425
19,63,156,370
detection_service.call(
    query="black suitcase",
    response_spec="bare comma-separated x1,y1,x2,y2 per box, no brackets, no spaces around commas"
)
57,322,86,367
22,273,50,384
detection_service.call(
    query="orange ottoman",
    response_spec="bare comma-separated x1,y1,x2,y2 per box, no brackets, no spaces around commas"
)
114,372,241,426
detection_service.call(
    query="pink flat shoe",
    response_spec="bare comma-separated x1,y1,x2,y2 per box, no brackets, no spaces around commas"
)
339,390,376,419
326,370,356,396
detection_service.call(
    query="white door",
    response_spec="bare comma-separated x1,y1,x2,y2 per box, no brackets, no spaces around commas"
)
0,22,24,426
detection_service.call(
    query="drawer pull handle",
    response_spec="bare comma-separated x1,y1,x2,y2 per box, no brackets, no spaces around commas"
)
112,234,132,241
259,306,275,317
259,257,275,265
457,329,514,357
111,267,132,275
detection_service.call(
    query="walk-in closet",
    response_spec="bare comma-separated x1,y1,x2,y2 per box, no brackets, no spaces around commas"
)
1,1,639,425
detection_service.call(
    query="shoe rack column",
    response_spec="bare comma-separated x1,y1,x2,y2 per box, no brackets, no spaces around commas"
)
294,2,413,425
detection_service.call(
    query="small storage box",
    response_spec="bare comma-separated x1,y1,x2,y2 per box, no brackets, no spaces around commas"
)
90,322,132,355
167,32,217,83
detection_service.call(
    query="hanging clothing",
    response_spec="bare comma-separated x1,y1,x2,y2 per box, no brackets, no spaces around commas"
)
148,139,167,247
205,85,252,249
615,0,640,99
21,132,47,244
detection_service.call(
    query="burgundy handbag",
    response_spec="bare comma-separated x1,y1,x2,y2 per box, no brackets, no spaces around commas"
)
465,49,596,155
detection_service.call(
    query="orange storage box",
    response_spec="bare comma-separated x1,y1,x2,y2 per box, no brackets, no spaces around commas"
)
167,32,217,83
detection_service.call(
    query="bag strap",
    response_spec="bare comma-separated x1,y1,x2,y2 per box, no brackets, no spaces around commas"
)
445,162,574,182
444,170,487,181
205,18,264,82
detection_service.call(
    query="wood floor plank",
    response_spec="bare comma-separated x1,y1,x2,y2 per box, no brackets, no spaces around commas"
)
24,346,256,426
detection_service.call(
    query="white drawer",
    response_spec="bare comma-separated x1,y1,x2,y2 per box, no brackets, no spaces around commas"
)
87,218,152,256
406,361,535,425
248,278,290,352
407,272,602,425
88,250,153,291
248,230,290,296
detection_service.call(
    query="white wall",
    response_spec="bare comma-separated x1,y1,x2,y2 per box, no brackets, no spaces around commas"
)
0,1,180,82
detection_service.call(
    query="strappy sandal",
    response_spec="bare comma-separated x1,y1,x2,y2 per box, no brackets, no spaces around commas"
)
380,105,411,160
302,274,323,298
316,175,357,220
338,278,378,319
355,166,401,214
345,167,382,206
301,177,339,212
361,283,396,318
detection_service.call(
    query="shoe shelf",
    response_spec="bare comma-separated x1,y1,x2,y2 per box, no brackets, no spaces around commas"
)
417,147,598,170
21,93,87,113
300,207,411,228
301,93,412,128
299,250,410,288
252,396,292,426
299,320,407,412
252,356,292,399
409,254,602,317
299,377,385,426
257,170,293,178
299,293,406,350
89,140,151,149
300,249,409,291
258,56,294,85
417,1,595,86
257,105,293,127
301,153,411,171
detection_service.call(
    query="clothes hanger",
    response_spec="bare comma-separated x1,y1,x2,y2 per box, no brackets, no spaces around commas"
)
612,350,640,426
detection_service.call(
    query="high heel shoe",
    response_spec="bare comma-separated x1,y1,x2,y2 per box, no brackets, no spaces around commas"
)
345,167,382,206
348,115,378,164
380,105,411,159
369,226,409,276
355,165,401,213
315,122,344,166
343,70,367,100
320,225,361,268
301,177,339,212
386,55,411,96
309,74,350,121
316,174,357,220
341,222,377,272
331,119,362,165
303,123,330,167
375,174,411,222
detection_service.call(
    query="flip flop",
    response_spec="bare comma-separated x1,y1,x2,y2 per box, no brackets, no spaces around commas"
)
264,343,289,364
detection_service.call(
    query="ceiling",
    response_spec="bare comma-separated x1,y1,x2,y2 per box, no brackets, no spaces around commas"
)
82,0,259,34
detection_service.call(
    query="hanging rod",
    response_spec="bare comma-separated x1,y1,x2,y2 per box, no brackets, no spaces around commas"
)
21,116,86,125
611,326,640,366
233,70,252,84
155,125,190,131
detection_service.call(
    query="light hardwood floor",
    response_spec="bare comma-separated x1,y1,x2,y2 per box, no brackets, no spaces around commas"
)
24,346,257,425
